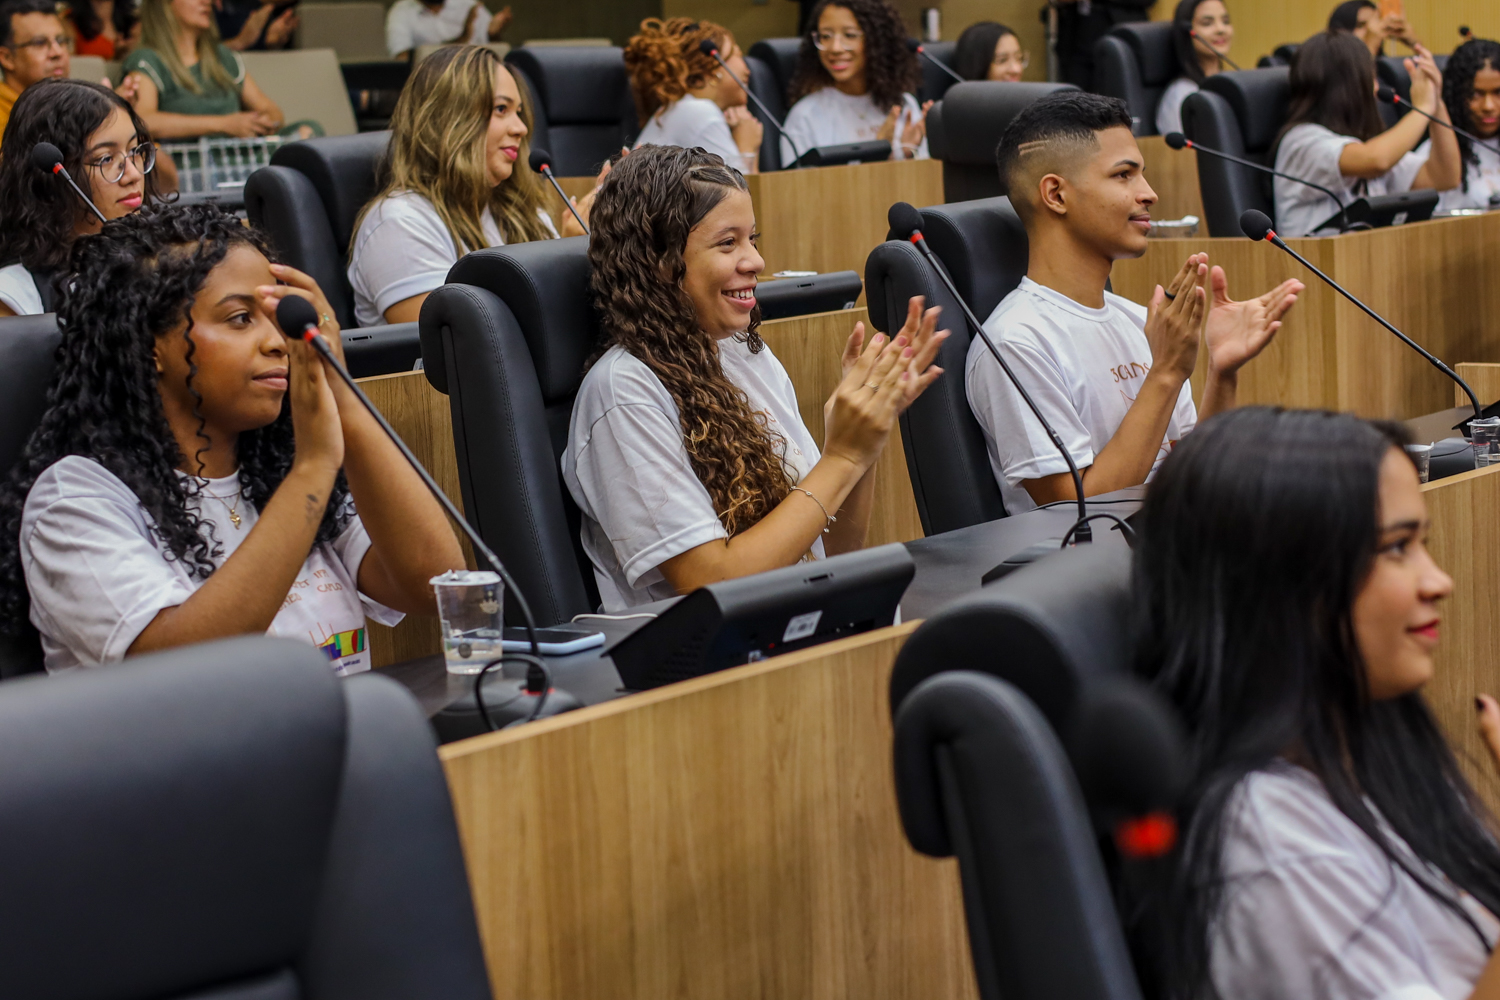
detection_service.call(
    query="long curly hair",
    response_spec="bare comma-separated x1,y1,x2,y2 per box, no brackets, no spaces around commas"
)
789,0,918,110
1443,37,1500,194
624,17,733,125
0,78,162,273
354,45,553,257
587,144,792,538
0,205,350,640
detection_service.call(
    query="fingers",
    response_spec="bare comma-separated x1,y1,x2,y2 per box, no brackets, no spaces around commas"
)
843,321,866,362
842,329,888,387
1479,694,1500,771
897,295,925,338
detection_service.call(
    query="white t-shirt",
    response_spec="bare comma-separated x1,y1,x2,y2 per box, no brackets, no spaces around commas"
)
0,262,44,316
1211,764,1498,1000
21,456,403,675
384,0,484,57
1155,76,1198,137
347,190,558,328
780,86,929,165
563,337,823,611
1439,141,1500,212
1274,122,1432,237
966,277,1197,515
634,95,744,168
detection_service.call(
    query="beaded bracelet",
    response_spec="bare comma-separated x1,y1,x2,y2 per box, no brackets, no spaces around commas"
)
792,487,837,533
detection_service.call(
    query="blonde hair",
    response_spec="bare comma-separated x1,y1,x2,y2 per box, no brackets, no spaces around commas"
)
138,0,236,94
357,45,553,257
623,17,733,126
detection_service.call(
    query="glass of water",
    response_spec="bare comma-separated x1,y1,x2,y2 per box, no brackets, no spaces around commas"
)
1472,417,1500,469
1404,443,1432,483
430,570,503,674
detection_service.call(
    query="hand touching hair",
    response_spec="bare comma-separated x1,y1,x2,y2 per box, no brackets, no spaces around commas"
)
587,145,793,537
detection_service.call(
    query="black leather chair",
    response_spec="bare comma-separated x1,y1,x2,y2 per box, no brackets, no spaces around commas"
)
419,237,601,625
917,39,960,104
1257,42,1300,68
865,196,1028,534
0,634,492,998
1181,66,1290,237
745,53,789,171
926,81,1078,202
505,47,637,176
748,37,801,106
1093,20,1178,135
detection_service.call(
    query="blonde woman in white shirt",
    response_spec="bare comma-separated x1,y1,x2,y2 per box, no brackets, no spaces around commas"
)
782,0,931,164
625,18,762,174
349,44,595,327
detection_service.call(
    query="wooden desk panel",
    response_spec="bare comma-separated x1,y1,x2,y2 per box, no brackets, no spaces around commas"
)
1111,213,1500,419
440,621,978,1000
1137,134,1204,225
1456,363,1500,409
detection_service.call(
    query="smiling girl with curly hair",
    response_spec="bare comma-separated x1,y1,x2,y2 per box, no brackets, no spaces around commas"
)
563,144,946,610
782,0,930,163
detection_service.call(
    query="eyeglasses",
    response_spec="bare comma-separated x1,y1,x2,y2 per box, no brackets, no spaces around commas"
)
84,143,156,184
993,51,1031,70
811,29,863,51
6,33,69,53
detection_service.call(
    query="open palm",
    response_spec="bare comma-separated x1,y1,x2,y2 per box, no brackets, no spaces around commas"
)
1204,266,1303,376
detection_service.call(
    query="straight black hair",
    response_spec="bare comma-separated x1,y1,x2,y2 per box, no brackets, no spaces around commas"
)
1328,0,1377,33
995,89,1133,203
1121,407,1500,1000
0,0,55,46
1169,0,1217,86
1274,31,1386,161
68,0,136,43
1443,37,1500,193
952,20,1017,82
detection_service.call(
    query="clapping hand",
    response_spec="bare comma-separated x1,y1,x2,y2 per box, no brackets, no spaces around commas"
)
1204,266,1303,377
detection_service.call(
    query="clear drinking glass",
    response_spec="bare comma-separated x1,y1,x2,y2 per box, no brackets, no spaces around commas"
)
430,570,503,674
1404,443,1432,483
1471,417,1500,468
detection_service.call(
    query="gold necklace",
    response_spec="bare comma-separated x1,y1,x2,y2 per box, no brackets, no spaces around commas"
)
212,491,242,530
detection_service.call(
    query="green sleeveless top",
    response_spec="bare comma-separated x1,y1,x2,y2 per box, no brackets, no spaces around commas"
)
123,44,246,118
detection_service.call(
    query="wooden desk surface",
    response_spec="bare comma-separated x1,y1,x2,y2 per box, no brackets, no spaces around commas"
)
1111,212,1500,419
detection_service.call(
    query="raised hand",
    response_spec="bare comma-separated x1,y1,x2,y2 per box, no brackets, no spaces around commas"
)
1479,694,1500,774
899,100,934,158
487,4,512,40
1204,266,1302,376
1144,253,1209,383
875,104,902,144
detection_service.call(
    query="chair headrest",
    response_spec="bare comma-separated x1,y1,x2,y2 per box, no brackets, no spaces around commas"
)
747,37,802,97
889,543,1134,726
271,131,391,254
1109,20,1178,86
0,313,59,479
506,46,629,123
0,636,345,997
443,236,597,404
919,196,1029,323
928,81,1079,166
1203,67,1290,152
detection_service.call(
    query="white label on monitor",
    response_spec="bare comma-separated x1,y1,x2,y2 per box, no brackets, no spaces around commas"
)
783,610,823,643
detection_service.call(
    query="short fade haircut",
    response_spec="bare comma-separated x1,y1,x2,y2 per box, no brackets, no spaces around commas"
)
995,91,1134,221
0,0,60,48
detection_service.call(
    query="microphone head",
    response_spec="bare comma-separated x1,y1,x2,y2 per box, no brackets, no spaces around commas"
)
1239,209,1275,241
30,141,63,173
903,37,920,52
1163,131,1188,150
1375,85,1399,104
527,147,551,174
275,294,321,339
887,201,923,240
698,37,718,57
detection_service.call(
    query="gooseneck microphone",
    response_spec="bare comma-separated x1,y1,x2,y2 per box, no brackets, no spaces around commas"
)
1239,209,1482,421
528,147,589,235
903,37,964,85
273,295,578,727
32,141,107,225
887,202,1092,544
1376,85,1500,154
1189,30,1240,70
698,38,806,167
1164,131,1349,233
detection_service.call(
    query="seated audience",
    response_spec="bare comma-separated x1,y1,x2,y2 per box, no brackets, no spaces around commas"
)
213,0,296,52
968,91,1302,513
0,79,159,316
66,0,137,59
384,0,509,61
0,205,465,674
564,144,945,610
1440,37,1500,212
952,20,1028,83
1155,0,1233,137
782,0,931,163
349,45,590,327
1329,0,1420,58
1,0,71,133
124,0,310,140
625,18,762,175
1273,32,1460,237
1124,405,1500,1000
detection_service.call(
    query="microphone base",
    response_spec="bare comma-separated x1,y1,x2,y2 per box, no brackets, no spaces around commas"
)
431,676,584,742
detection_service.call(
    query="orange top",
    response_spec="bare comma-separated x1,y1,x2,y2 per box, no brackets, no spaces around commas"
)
74,32,117,59
0,79,19,139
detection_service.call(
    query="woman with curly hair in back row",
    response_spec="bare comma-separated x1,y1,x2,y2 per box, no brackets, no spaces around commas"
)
1439,36,1500,212
564,145,946,610
781,0,931,163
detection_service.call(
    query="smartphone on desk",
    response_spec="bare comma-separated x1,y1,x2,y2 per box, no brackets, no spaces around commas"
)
500,624,606,655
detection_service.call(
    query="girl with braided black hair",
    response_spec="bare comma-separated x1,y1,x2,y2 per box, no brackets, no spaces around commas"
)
0,204,464,673
563,144,945,610
1440,37,1500,212
782,0,930,163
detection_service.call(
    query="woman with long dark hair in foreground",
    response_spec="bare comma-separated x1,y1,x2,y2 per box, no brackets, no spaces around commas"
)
1125,406,1500,1000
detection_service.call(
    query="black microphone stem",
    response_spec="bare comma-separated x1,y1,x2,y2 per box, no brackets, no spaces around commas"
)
703,44,807,167
907,233,1092,542
914,44,964,84
540,164,589,235
1381,90,1500,155
59,168,107,225
1175,136,1349,232
1262,233,1483,420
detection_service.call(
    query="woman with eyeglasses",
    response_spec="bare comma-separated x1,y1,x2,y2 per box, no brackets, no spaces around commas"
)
1156,0,1234,137
953,21,1029,83
0,78,159,317
781,0,930,164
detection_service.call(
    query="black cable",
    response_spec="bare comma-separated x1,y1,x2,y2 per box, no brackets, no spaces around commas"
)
1060,512,1136,548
